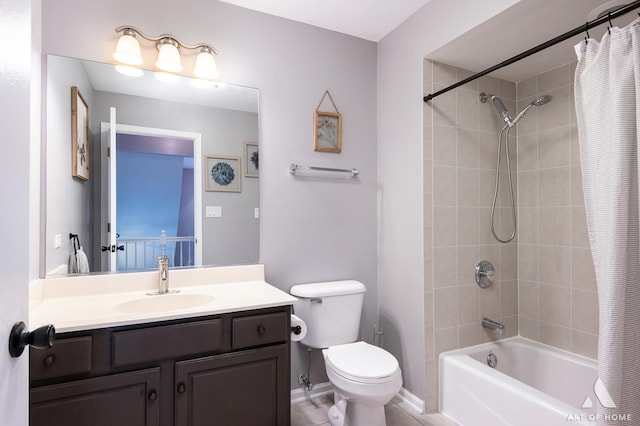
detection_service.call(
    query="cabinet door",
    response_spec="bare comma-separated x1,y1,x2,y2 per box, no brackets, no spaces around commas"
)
31,368,160,426
175,345,289,426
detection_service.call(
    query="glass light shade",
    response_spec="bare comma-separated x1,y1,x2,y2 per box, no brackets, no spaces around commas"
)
113,34,143,66
155,42,182,73
193,50,219,80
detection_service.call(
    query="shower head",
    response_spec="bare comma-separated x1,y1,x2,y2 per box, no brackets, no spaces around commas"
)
511,95,553,125
479,92,552,128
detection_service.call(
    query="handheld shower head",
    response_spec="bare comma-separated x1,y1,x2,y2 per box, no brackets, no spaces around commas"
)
511,95,553,125
480,92,553,128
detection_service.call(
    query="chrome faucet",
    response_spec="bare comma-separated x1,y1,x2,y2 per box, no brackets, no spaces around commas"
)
148,254,178,295
158,255,170,293
482,317,505,335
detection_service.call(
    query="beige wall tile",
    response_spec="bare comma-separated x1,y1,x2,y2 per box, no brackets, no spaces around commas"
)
518,280,539,319
433,126,457,166
518,207,538,244
457,128,479,168
539,284,571,327
500,244,518,280
538,64,571,92
434,166,457,206
500,80,517,100
458,285,480,324
538,126,571,168
517,132,538,171
571,206,590,248
479,75,500,96
457,246,479,286
517,76,537,100
480,281,501,319
425,292,434,329
538,245,571,286
435,327,459,358
457,89,479,130
433,62,457,86
518,244,538,281
424,125,433,160
457,67,479,91
501,280,518,317
519,316,540,340
434,246,458,287
459,322,482,347
571,289,599,334
539,207,571,246
538,85,571,131
540,322,572,351
435,287,459,329
458,208,479,245
518,171,538,207
434,206,457,246
571,247,597,292
458,168,479,207
433,84,457,127
571,166,585,207
572,330,598,360
538,167,570,207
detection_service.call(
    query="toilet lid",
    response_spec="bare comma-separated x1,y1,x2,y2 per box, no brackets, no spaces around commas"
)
325,341,400,384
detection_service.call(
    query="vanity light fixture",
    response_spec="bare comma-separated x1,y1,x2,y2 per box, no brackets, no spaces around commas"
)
113,26,219,80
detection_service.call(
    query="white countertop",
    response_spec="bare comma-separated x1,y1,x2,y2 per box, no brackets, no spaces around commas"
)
30,264,297,333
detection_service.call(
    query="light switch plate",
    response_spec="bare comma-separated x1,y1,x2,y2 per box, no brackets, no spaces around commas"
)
54,234,62,249
254,208,260,219
206,206,222,218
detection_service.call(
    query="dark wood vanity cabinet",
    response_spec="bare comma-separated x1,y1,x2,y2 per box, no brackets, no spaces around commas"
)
29,306,291,426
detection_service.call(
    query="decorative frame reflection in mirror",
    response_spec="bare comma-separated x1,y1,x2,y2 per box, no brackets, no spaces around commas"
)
71,86,90,180
43,55,260,278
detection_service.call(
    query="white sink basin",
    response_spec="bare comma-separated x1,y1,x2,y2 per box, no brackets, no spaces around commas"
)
114,293,215,314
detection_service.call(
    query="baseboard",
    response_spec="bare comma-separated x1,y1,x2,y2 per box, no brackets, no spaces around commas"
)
290,381,333,404
396,387,425,414
291,382,425,414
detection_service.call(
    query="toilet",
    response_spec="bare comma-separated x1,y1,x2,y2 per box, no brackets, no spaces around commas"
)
290,280,402,426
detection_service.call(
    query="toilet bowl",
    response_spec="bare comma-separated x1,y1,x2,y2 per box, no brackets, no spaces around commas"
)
322,341,403,426
289,281,403,426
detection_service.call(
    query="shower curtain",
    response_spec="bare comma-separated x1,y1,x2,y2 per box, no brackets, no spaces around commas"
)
574,17,640,425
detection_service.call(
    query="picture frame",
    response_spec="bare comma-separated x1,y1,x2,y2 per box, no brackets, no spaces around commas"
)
71,86,90,180
205,155,242,192
314,110,342,153
244,142,259,178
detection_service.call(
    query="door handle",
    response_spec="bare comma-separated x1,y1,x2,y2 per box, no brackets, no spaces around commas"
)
8,322,55,358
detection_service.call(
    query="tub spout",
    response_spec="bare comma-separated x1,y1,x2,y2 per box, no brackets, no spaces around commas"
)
482,318,505,335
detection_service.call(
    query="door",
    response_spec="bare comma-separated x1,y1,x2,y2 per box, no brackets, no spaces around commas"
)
175,345,289,426
30,368,160,426
0,0,32,424
100,118,203,272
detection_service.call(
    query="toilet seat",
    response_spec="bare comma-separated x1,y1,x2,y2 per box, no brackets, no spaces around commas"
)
324,341,400,384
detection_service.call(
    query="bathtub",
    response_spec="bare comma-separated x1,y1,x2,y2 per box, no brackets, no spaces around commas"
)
439,337,598,426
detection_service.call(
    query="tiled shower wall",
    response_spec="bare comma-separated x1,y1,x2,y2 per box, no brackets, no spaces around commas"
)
423,60,599,411
516,63,599,359
423,60,519,411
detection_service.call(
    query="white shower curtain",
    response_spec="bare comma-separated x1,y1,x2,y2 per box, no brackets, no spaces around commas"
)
575,17,640,425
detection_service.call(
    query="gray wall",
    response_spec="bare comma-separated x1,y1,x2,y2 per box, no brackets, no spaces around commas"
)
41,0,378,390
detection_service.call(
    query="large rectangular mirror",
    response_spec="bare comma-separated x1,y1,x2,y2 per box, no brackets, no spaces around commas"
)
44,55,260,277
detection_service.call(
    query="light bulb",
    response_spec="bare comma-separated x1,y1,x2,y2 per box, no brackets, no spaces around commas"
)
155,39,182,73
193,48,219,80
113,33,143,66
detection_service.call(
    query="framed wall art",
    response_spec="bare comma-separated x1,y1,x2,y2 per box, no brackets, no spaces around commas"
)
205,155,242,192
71,86,90,180
314,90,342,153
244,142,259,178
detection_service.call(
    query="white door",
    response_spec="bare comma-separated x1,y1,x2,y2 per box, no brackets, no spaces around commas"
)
100,118,203,271
0,0,32,423
99,108,119,271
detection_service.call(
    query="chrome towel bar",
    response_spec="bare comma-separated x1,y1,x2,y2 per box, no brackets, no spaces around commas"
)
289,163,360,178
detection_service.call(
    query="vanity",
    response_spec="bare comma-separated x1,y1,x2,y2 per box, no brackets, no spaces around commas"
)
28,265,296,426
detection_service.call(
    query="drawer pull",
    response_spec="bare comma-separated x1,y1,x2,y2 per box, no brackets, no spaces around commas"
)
256,325,266,335
148,390,157,401
43,355,55,367
177,383,186,394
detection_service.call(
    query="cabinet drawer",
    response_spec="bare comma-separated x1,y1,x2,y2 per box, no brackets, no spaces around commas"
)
232,312,288,350
30,336,92,381
113,319,223,367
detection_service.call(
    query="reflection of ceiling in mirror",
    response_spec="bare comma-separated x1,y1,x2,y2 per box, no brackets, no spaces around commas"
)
81,59,259,113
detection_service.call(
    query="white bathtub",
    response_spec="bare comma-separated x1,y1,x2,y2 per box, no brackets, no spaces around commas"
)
439,337,598,425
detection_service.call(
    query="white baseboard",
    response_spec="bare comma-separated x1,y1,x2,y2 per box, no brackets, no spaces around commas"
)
291,382,425,414
396,387,425,414
290,381,333,404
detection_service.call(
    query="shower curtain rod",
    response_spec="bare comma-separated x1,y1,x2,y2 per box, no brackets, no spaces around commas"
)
423,0,640,102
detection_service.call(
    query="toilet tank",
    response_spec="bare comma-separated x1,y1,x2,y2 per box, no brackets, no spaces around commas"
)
290,280,366,349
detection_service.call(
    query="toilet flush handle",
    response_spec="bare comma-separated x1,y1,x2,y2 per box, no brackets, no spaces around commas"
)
310,298,323,304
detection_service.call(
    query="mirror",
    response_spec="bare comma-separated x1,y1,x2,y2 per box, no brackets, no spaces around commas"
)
44,55,260,277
